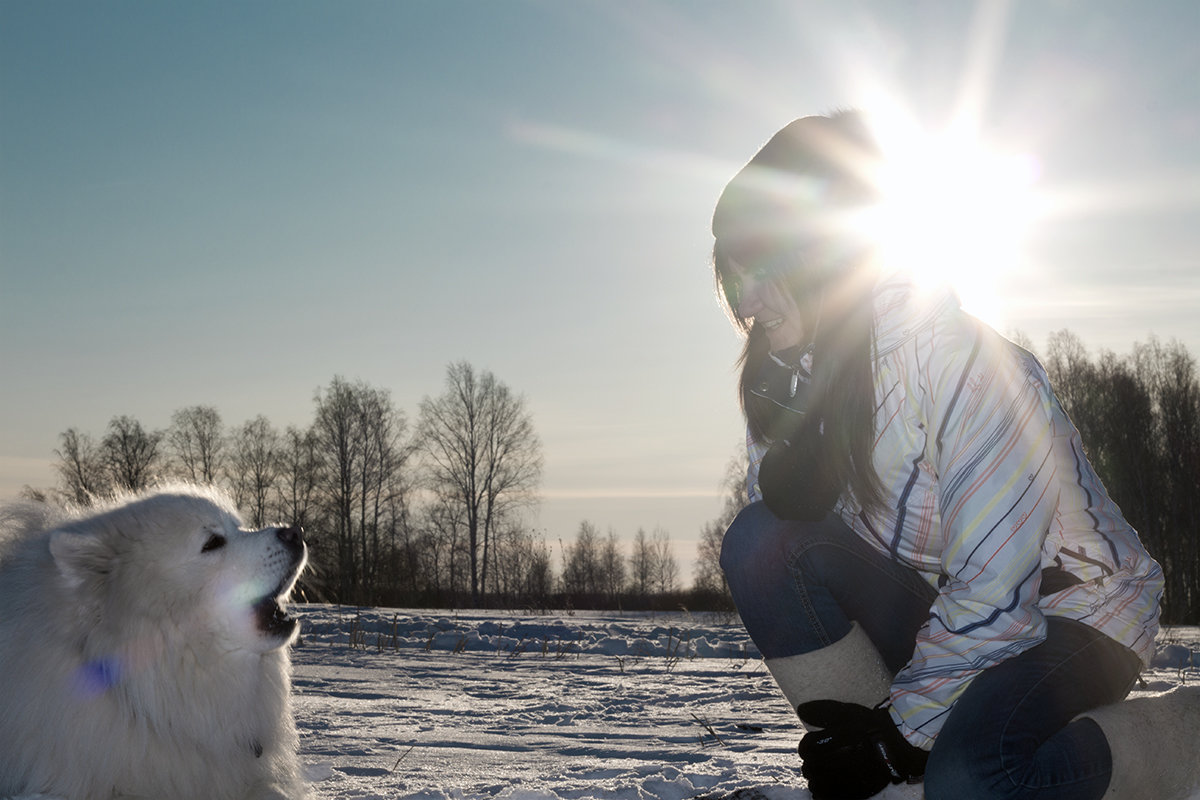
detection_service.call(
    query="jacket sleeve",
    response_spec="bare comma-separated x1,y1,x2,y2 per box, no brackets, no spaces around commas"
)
888,325,1059,749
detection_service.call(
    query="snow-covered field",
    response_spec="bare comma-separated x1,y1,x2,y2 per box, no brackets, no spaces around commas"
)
290,606,1200,800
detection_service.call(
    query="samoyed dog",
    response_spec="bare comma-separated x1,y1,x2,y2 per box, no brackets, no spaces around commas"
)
0,485,309,800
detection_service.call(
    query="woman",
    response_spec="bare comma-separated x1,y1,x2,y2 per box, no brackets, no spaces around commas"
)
712,111,1196,800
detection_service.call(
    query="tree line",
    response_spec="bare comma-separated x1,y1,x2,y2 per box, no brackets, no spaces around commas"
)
40,361,708,610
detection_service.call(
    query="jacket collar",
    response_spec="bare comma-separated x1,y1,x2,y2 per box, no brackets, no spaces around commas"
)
872,274,961,359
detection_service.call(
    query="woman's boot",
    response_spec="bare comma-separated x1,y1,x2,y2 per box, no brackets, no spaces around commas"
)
1079,685,1200,799
763,621,893,719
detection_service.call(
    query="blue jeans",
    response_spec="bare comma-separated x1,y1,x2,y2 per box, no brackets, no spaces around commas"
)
720,502,1143,800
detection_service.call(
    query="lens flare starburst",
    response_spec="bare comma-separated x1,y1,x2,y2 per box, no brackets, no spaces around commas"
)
864,117,1042,329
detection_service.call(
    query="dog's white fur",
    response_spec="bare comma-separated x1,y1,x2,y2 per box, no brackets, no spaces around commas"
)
0,485,308,800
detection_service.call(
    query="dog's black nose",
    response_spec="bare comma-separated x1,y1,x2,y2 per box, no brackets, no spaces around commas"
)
277,526,304,546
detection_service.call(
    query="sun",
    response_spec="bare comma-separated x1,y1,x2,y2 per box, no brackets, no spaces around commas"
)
865,117,1041,330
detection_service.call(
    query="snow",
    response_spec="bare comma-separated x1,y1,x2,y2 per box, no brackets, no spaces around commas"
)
290,606,1200,799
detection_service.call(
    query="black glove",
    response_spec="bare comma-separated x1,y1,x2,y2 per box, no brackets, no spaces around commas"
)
796,700,928,800
758,421,843,521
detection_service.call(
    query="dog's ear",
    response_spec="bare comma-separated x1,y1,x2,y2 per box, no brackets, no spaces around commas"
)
49,530,115,591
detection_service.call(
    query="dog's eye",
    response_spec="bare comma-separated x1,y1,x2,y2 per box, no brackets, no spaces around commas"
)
201,533,227,553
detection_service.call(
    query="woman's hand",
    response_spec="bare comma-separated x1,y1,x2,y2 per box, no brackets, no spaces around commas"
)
796,700,928,799
758,422,843,521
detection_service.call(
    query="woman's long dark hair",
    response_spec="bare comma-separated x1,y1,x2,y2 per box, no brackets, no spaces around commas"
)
714,244,884,515
712,110,885,514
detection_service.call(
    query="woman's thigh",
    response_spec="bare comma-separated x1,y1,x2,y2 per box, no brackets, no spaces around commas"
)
720,502,936,670
925,617,1142,800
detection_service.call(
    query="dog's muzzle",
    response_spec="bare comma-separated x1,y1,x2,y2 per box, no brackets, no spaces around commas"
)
255,526,307,640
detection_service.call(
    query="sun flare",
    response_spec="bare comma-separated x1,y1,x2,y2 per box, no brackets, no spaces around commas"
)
865,117,1041,329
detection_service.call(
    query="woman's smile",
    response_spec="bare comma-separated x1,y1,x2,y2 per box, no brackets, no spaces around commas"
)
726,257,807,351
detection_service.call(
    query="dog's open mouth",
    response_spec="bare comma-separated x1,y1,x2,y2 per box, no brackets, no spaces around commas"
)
254,540,306,639
254,588,298,639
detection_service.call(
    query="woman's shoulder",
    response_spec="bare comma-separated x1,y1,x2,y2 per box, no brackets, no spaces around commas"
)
874,278,1052,396
873,276,972,359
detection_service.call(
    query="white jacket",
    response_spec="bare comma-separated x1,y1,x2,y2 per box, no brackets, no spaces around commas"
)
746,277,1164,748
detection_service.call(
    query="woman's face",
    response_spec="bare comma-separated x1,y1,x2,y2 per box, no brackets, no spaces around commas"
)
722,255,807,352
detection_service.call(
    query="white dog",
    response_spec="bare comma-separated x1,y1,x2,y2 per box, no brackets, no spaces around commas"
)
0,485,309,800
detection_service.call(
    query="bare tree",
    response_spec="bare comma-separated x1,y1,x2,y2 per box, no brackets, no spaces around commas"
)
490,522,552,605
100,415,162,492
227,415,281,527
561,520,601,599
54,428,110,505
521,534,555,605
625,527,679,599
629,527,654,599
1133,338,1200,621
694,520,727,597
276,424,321,530
354,384,413,597
693,451,750,596
312,377,412,603
167,405,225,484
651,527,679,595
420,494,470,601
417,361,542,606
313,377,362,598
598,528,627,602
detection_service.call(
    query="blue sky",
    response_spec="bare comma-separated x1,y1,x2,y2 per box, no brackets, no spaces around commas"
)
4,0,1200,571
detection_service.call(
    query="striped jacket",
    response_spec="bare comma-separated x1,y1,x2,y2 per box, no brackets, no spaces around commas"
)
745,278,1164,749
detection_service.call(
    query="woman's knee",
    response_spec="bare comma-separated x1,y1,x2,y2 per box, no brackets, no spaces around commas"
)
720,505,850,583
924,747,987,800
924,752,1034,800
922,700,1035,800
719,502,781,577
